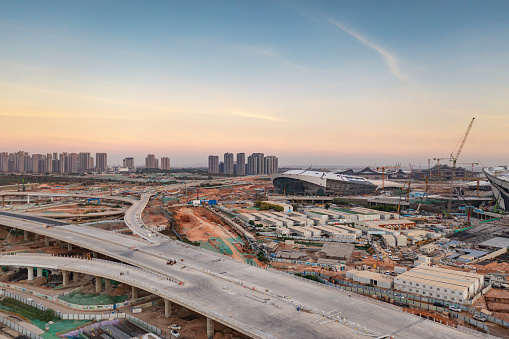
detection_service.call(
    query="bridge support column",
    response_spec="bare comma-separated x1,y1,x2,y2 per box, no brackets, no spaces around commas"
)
206,318,214,339
73,272,79,283
44,236,50,247
24,231,28,241
105,279,111,289
164,299,171,318
132,286,139,299
27,196,30,204
37,267,42,278
95,276,102,293
68,243,72,251
92,251,98,259
27,267,34,281
62,270,69,286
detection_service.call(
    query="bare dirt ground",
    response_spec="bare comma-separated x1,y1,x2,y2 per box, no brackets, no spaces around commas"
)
173,207,248,262
143,200,169,227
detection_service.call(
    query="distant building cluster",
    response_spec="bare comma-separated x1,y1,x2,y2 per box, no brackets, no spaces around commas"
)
208,152,278,175
0,151,171,173
0,151,107,174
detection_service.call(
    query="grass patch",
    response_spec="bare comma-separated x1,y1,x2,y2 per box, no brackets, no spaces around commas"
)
295,241,324,247
60,292,127,305
294,273,323,282
0,297,58,322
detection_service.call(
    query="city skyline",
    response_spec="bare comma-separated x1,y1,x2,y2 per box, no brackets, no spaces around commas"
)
1,1,508,166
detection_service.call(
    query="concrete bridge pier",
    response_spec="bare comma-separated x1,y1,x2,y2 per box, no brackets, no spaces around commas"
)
92,251,98,259
132,286,139,299
24,230,29,241
27,267,34,281
68,243,72,251
95,276,102,293
27,196,30,204
73,272,79,283
62,270,69,286
37,267,43,278
207,318,214,339
44,236,50,247
164,299,171,318
105,279,111,289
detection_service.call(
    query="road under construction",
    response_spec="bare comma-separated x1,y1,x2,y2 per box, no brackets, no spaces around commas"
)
0,191,481,339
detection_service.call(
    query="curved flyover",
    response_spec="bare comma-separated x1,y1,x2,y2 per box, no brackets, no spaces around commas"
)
0,213,479,339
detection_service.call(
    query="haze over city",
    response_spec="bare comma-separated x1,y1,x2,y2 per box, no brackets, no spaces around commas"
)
1,1,508,166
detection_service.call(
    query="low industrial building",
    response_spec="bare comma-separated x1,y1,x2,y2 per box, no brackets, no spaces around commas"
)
394,266,484,303
320,242,355,260
346,270,394,289
419,243,440,254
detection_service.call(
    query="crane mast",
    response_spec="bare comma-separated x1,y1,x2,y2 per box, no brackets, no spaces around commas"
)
447,117,475,215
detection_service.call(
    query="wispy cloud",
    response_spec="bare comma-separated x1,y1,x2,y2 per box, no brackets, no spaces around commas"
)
232,110,285,122
328,19,408,83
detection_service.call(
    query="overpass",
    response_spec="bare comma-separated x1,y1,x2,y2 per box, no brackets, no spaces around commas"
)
0,211,480,339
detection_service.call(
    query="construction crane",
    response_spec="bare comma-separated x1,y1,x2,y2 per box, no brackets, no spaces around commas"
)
376,166,398,192
446,117,475,215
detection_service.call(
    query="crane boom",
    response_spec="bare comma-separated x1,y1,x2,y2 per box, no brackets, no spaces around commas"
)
451,117,475,165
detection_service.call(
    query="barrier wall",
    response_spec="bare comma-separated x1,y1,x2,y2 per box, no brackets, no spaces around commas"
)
0,283,151,311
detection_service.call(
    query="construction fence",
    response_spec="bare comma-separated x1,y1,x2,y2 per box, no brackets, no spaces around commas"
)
0,314,43,339
0,283,151,311
0,289,162,336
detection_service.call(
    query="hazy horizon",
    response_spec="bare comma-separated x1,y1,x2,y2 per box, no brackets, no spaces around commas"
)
1,1,508,167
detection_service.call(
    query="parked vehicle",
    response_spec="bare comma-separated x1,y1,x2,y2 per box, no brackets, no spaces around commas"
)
449,305,461,312
170,330,180,337
433,302,444,307
169,324,181,330
474,314,487,322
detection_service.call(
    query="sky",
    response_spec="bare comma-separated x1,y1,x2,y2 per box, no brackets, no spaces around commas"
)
1,1,508,167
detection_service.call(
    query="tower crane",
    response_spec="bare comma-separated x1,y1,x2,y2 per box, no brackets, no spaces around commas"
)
376,166,398,192
446,117,475,215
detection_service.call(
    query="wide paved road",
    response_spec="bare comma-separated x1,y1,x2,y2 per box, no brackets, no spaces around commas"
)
0,212,479,339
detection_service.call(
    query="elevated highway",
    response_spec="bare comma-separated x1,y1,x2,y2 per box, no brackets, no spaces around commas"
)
0,211,478,338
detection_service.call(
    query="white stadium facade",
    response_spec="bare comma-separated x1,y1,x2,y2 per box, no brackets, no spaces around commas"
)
484,166,509,211
270,170,377,196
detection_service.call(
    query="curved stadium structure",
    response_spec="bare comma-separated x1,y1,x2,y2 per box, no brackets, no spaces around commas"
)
270,170,377,196
484,166,509,211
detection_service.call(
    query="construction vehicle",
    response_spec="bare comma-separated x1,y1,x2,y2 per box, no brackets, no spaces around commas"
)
167,258,177,265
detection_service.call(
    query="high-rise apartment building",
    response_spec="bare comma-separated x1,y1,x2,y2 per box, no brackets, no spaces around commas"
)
264,155,279,175
224,153,234,175
145,154,159,169
247,154,258,175
95,153,108,171
15,151,25,173
161,157,171,170
255,153,265,174
123,157,135,170
69,153,79,173
78,152,92,172
0,153,8,173
236,153,245,175
45,153,53,173
208,155,219,174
